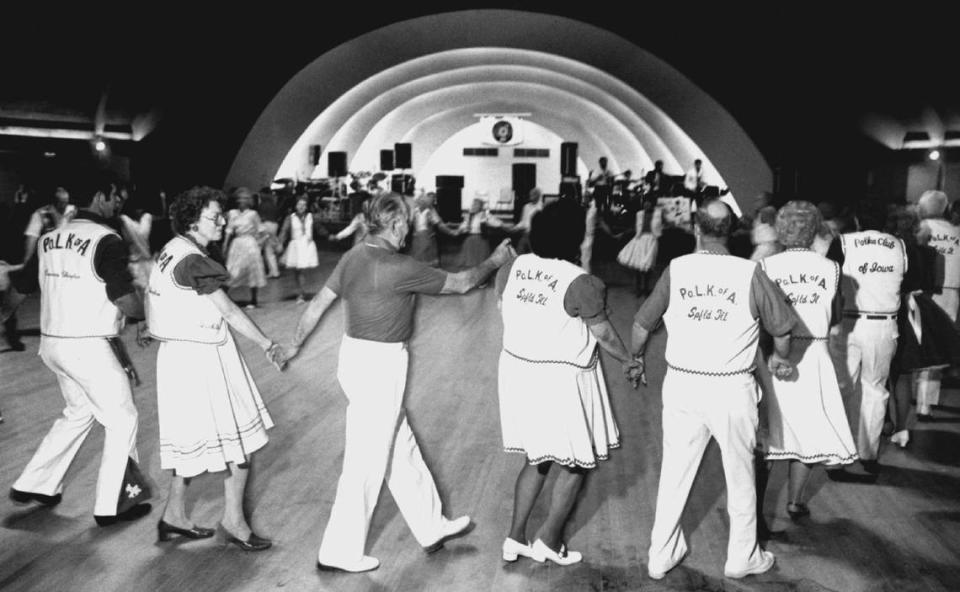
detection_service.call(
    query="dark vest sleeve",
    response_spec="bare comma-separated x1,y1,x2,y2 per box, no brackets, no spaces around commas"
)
173,253,230,295
93,234,136,302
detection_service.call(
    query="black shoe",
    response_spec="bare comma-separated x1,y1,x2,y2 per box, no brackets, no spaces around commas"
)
786,502,810,521
217,523,272,551
157,519,215,542
9,488,62,507
95,502,152,526
826,469,878,484
861,460,882,475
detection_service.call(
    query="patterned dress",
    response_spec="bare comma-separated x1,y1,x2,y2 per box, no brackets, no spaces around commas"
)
225,208,267,288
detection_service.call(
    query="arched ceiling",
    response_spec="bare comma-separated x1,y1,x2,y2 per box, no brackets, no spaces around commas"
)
227,10,772,208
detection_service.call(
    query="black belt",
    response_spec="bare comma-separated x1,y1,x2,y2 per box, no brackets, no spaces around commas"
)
842,312,897,320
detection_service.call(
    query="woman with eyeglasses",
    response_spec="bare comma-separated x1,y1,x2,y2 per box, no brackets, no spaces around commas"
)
145,186,286,551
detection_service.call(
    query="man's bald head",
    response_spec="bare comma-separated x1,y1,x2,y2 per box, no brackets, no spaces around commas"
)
696,199,734,238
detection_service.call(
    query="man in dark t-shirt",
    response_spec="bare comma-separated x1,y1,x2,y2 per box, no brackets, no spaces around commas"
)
285,192,514,573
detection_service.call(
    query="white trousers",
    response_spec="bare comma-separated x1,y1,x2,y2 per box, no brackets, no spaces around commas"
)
648,369,766,575
317,336,445,564
916,288,958,412
831,318,897,460
261,221,280,277
14,337,140,516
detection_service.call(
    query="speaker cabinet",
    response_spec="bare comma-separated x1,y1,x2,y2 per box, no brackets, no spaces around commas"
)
560,142,578,176
328,151,347,178
394,143,412,169
391,173,415,196
380,149,394,171
435,175,464,189
436,187,462,223
309,144,322,166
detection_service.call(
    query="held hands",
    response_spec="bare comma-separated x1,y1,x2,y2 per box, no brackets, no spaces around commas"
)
264,342,291,371
135,321,154,348
767,352,795,381
624,356,647,389
490,239,517,267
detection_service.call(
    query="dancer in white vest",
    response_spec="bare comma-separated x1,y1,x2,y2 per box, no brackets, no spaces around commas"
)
754,201,858,534
632,200,796,580
10,176,152,525
148,187,286,550
496,199,641,566
915,190,960,418
285,193,514,573
827,206,906,469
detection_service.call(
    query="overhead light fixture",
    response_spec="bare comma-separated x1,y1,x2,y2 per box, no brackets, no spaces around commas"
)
94,138,107,152
929,149,941,161
943,130,960,147
902,131,936,149
0,126,133,141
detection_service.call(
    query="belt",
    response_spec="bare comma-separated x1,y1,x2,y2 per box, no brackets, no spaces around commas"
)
504,347,599,370
842,311,897,320
667,363,755,376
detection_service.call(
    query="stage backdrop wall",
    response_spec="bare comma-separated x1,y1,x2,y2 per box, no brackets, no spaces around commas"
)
419,120,586,213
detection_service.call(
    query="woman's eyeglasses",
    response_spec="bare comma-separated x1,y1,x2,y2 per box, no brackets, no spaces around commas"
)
201,214,224,223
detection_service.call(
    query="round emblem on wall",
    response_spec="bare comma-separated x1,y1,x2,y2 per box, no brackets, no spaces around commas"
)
492,120,513,144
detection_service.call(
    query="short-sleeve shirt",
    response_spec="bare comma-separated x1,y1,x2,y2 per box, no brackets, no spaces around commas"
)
495,257,609,325
634,248,796,337
326,235,447,342
173,238,231,296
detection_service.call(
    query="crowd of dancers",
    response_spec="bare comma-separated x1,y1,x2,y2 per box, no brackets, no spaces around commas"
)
2,170,959,582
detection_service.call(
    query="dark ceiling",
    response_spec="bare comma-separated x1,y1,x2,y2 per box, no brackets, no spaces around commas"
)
1,5,955,194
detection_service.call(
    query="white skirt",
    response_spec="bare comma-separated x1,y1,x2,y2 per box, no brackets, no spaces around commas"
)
283,236,319,269
617,233,658,271
226,234,267,287
156,331,274,477
758,340,857,466
498,349,620,468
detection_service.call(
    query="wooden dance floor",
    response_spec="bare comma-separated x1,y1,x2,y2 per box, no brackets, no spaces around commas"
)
2,250,959,592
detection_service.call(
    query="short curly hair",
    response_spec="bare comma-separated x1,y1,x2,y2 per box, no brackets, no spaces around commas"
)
775,200,822,248
169,186,226,235
530,198,586,263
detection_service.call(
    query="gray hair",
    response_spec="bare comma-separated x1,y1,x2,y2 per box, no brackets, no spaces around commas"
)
367,192,410,234
918,190,948,219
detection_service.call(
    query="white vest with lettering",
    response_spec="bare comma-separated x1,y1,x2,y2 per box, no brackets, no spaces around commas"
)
147,236,228,344
923,218,960,289
500,254,596,366
664,252,758,374
839,230,906,314
39,219,123,338
762,249,838,339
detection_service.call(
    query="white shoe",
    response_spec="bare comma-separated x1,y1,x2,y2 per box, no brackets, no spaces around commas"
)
502,537,536,562
423,515,473,553
724,550,775,579
890,430,910,448
530,539,582,565
316,555,380,573
648,555,683,580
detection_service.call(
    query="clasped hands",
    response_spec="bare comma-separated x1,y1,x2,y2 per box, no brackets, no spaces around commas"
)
624,356,646,389
767,352,795,381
